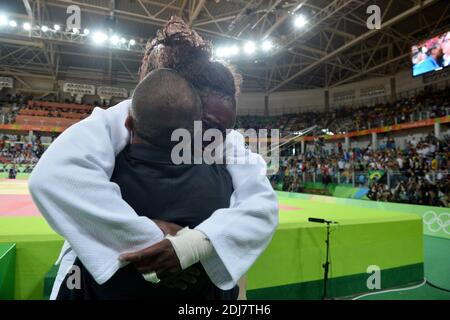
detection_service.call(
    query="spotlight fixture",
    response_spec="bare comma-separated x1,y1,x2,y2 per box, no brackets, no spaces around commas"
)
83,28,90,35
9,20,17,28
294,14,307,28
110,35,120,45
23,22,32,31
0,15,7,26
129,39,136,46
41,25,49,32
215,47,227,58
261,40,273,52
230,45,239,55
53,24,60,31
120,37,127,44
243,41,256,55
92,31,108,44
215,45,240,58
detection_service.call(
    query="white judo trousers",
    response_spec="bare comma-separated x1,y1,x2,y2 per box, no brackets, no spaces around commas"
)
28,99,279,299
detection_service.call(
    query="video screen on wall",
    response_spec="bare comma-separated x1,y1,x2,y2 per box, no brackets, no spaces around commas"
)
411,30,450,77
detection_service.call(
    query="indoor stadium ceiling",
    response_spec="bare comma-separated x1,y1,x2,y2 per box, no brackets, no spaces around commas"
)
0,0,450,93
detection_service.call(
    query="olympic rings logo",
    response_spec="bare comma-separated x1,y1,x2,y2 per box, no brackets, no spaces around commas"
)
422,211,450,235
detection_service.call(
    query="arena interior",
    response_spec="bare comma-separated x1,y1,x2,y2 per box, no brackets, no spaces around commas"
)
0,0,449,301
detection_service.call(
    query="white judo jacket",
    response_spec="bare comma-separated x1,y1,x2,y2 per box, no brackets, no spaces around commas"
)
28,99,279,297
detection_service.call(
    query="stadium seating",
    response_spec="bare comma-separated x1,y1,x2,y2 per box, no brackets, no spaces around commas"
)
19,109,88,120
14,115,79,127
27,101,94,112
12,100,95,127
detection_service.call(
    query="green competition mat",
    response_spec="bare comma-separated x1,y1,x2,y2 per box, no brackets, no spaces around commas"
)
0,243,16,299
0,217,63,300
246,192,424,299
0,184,431,300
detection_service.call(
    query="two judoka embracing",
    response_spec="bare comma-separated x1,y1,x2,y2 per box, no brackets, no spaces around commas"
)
29,17,278,300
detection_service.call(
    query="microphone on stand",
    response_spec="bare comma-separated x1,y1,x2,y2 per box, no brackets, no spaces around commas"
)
308,217,339,224
308,217,339,300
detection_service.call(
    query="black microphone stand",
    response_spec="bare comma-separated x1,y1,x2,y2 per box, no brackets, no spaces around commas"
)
322,221,332,300
308,217,337,300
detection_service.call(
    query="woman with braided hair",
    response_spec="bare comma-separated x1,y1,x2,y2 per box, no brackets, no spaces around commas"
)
139,16,242,132
29,17,278,300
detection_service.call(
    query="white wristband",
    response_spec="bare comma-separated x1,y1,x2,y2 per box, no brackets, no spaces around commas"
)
165,227,213,270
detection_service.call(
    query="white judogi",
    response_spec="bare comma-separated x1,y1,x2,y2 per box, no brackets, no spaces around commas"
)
28,99,279,299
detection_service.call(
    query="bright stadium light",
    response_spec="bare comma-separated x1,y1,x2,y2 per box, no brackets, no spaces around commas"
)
83,28,90,35
23,22,31,31
230,45,239,55
215,45,240,59
261,40,273,52
0,15,7,26
129,39,136,46
120,37,127,44
9,20,17,28
215,47,227,58
53,24,60,31
321,128,335,136
92,31,108,45
243,41,256,55
41,25,49,32
294,14,307,28
110,35,120,45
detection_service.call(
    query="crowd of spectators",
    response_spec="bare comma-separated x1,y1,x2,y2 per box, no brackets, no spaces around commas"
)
29,97,111,113
3,88,448,134
0,135,46,168
24,104,91,118
236,89,450,135
0,93,112,125
0,93,30,124
0,88,449,206
0,94,112,176
273,133,449,207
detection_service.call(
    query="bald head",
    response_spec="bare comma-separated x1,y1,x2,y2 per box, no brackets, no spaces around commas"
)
129,68,201,148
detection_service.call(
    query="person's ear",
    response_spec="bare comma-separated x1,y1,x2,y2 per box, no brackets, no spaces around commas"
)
125,114,135,142
125,114,134,131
